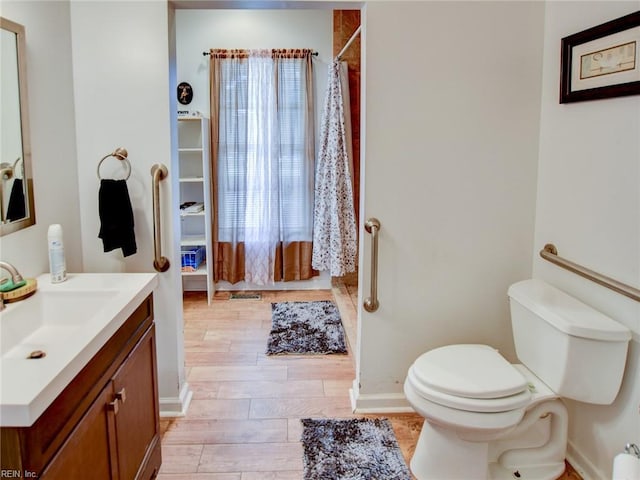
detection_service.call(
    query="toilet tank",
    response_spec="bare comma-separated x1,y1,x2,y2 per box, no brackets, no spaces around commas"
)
508,279,631,405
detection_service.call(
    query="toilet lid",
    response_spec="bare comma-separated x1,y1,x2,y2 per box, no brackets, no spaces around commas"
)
411,344,528,399
407,369,532,413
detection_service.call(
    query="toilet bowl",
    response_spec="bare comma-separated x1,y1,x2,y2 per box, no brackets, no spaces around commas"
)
406,345,532,435
404,279,632,480
404,346,567,479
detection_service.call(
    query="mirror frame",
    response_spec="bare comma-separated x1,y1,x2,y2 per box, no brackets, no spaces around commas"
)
1,17,35,236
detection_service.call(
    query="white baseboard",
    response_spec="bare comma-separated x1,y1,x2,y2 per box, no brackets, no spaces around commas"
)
350,380,415,414
159,382,193,418
567,440,606,480
215,271,331,291
182,275,208,291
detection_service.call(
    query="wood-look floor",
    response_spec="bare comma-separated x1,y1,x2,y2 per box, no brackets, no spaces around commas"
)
158,283,581,480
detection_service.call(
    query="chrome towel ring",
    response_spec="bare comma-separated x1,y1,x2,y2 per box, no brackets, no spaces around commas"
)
97,147,131,180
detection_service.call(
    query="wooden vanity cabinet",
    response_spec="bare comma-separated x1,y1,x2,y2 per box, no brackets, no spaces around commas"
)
111,324,161,480
0,294,162,480
39,383,115,479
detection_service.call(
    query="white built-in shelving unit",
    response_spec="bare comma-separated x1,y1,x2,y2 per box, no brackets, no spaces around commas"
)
178,115,213,304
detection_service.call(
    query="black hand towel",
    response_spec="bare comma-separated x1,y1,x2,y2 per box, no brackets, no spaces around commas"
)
98,179,137,257
6,178,26,221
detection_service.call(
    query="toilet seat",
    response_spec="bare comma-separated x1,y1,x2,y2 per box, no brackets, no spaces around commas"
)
407,344,531,413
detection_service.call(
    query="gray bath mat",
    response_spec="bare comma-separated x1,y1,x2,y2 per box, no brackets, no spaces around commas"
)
266,300,347,355
301,418,411,480
230,292,262,300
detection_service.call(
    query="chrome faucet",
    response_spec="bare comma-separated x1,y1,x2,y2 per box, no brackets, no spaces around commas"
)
0,261,24,311
0,261,24,284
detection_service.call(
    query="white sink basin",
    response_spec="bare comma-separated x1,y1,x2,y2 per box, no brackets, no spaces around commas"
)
1,290,118,358
0,273,158,426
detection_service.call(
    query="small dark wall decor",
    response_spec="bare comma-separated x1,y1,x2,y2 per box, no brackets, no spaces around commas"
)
560,10,640,103
177,82,193,105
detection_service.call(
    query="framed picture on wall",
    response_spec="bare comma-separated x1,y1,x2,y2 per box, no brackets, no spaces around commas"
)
560,10,640,103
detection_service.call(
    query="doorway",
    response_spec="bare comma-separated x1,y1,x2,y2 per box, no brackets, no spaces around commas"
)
173,5,362,313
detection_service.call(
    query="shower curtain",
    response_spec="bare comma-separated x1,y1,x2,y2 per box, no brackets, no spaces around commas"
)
312,61,357,277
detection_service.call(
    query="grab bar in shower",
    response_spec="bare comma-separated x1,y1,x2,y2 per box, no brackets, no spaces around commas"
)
364,218,381,312
151,164,170,272
540,243,640,302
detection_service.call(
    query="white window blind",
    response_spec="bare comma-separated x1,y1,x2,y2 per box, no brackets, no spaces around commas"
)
216,54,314,244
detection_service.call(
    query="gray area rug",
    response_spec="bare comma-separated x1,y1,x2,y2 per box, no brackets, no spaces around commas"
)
301,418,411,480
266,300,348,355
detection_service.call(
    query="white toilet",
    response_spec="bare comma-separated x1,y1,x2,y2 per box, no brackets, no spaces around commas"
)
404,279,632,480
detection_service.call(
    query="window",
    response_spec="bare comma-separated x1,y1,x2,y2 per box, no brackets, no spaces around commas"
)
215,52,314,245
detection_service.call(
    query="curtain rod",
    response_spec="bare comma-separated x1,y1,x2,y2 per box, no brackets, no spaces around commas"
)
335,25,361,61
202,50,318,57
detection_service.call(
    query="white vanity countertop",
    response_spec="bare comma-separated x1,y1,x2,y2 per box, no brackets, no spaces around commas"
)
0,272,158,427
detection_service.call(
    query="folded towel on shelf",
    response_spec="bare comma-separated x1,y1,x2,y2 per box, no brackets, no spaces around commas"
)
6,178,26,221
180,202,204,215
98,179,137,257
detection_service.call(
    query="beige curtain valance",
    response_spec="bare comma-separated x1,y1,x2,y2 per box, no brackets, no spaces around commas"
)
208,48,315,59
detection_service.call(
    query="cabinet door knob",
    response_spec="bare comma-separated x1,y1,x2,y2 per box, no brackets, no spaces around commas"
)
115,387,127,404
108,398,119,415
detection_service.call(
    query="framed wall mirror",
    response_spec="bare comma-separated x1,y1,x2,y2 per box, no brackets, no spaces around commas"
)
1,17,35,236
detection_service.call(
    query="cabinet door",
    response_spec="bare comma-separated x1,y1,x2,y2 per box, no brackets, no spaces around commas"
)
41,383,116,480
112,325,160,480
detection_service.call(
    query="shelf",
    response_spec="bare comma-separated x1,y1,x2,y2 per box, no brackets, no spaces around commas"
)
181,262,207,276
177,115,213,304
180,235,207,247
181,235,206,246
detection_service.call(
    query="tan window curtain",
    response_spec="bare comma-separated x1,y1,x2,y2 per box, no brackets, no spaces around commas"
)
208,49,317,285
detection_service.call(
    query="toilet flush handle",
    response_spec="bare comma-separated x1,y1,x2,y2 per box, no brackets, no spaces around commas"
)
625,443,640,459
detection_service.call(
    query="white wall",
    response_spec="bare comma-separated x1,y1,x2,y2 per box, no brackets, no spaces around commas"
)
1,26,22,180
69,1,189,413
0,1,82,278
534,2,640,478
355,1,544,407
175,8,332,137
